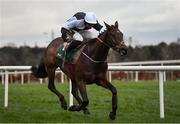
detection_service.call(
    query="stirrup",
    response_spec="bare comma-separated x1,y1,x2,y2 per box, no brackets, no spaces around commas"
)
62,42,70,67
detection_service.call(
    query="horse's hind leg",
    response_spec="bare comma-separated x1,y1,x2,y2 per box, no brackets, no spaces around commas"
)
69,79,90,114
47,67,67,110
97,79,117,120
76,81,89,112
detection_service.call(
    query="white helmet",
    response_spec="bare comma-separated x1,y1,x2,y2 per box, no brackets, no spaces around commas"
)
84,12,97,24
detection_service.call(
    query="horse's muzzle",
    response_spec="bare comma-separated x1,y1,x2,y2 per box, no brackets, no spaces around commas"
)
119,48,127,56
115,42,128,56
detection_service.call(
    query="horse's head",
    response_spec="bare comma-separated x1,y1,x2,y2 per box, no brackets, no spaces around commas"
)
103,21,127,56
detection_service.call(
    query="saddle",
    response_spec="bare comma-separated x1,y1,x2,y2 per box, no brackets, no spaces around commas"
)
56,42,86,65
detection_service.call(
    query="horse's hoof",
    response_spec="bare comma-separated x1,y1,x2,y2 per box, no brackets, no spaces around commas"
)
68,105,78,111
83,108,90,115
61,104,68,110
61,100,68,110
109,112,116,120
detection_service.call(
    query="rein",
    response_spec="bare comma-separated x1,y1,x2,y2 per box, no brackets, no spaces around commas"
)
81,33,125,63
82,52,107,63
97,37,112,48
96,37,104,43
80,37,108,64
97,36,126,50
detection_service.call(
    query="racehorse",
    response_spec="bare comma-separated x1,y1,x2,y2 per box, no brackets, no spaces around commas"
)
31,21,127,120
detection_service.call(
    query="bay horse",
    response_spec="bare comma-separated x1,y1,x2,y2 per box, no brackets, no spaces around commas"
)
31,21,127,120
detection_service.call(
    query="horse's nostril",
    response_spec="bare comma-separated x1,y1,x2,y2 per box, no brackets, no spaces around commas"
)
118,49,121,53
120,48,127,56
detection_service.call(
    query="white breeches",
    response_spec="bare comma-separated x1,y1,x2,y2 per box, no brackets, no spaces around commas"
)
72,30,98,42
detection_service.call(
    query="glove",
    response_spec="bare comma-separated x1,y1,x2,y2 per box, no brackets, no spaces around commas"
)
61,27,75,36
61,27,75,42
68,29,75,35
99,26,106,34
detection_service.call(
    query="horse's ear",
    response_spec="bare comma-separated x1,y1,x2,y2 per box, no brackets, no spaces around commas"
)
115,21,118,28
104,22,111,30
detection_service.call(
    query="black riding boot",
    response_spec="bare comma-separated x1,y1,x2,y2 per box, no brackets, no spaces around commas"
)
66,40,82,53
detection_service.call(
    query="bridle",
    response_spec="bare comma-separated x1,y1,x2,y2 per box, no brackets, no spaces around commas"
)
97,37,116,50
81,30,127,63
96,35,126,51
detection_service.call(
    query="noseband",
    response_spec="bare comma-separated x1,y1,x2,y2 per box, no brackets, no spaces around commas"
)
97,37,114,49
96,37,125,50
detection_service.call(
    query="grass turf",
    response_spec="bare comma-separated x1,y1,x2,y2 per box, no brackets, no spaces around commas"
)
0,80,180,123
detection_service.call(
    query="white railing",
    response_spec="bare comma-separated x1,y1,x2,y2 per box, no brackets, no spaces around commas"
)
108,60,180,82
0,67,65,85
1,65,180,119
108,59,180,66
108,65,180,119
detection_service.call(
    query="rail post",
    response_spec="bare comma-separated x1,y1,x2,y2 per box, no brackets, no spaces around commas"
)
61,71,64,83
159,71,165,118
109,71,112,82
4,70,9,108
21,73,24,84
135,71,138,82
1,71,5,85
69,80,73,106
39,79,43,84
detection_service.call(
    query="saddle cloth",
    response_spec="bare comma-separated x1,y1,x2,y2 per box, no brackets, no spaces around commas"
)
56,42,85,64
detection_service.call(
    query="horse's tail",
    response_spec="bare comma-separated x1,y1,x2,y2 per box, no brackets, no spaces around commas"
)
31,61,48,78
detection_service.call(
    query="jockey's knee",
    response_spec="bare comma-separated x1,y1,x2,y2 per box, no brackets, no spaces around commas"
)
73,32,83,41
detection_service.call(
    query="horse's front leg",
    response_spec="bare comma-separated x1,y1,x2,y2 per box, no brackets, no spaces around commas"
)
97,79,117,120
69,79,90,114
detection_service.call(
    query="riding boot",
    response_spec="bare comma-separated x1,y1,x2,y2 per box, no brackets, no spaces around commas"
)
66,40,82,53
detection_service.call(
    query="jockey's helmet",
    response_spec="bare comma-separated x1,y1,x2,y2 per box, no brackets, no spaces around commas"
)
84,12,97,24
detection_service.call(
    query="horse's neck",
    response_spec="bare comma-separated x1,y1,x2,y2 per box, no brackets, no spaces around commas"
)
86,32,109,62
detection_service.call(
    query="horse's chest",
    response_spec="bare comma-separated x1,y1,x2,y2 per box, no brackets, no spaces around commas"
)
84,71,104,83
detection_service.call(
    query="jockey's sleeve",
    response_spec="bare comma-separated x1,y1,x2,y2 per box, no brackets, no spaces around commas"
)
63,17,78,30
93,21,103,31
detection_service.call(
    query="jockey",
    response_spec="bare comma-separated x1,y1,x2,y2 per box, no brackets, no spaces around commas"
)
61,12,105,52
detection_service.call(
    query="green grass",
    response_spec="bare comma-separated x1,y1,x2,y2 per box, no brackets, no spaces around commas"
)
0,80,180,123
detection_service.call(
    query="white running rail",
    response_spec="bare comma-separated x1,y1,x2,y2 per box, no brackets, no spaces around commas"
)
1,65,180,119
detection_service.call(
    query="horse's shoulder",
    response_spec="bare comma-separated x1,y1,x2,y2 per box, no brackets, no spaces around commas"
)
86,38,97,45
